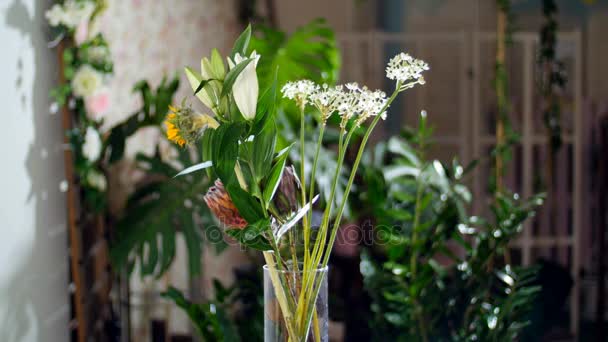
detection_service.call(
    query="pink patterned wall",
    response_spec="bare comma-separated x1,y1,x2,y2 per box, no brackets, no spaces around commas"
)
100,0,239,154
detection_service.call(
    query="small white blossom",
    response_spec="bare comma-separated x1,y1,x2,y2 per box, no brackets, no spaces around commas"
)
87,170,107,191
356,88,388,123
86,46,110,64
386,53,429,85
335,84,388,127
281,80,318,106
82,126,102,161
72,65,103,97
309,84,345,122
45,0,95,28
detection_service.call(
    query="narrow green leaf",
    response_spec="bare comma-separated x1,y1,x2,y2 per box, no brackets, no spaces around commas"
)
252,120,277,181
262,145,291,207
194,78,219,96
221,58,253,99
231,24,252,57
174,161,213,178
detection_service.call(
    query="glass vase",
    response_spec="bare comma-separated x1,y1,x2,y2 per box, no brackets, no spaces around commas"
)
263,264,329,342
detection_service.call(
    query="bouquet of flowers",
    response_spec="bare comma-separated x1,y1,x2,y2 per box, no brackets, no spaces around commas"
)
166,25,428,341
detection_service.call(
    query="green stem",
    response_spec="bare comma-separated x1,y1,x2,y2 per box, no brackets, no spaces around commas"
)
321,86,401,267
301,86,402,332
299,104,308,269
305,123,326,249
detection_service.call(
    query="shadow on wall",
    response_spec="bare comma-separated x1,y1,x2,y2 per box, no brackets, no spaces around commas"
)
0,0,68,341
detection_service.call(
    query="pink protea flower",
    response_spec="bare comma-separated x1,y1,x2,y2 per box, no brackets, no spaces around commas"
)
204,180,248,229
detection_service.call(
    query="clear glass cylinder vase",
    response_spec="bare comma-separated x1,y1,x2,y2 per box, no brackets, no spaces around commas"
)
263,264,329,342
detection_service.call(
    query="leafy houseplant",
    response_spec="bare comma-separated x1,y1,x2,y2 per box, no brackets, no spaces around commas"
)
359,114,545,341
164,24,428,341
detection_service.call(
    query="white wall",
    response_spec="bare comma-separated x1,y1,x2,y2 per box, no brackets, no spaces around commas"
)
0,0,68,341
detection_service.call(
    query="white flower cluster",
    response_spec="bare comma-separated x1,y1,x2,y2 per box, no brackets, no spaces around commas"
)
309,84,345,120
282,81,388,127
45,0,95,28
281,52,427,127
340,83,388,126
386,53,429,85
72,65,103,97
281,80,318,106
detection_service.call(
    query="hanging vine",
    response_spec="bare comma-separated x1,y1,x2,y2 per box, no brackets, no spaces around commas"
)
539,0,566,180
492,0,518,194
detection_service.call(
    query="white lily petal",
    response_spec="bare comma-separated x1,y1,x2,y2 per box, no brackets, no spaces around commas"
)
229,52,260,120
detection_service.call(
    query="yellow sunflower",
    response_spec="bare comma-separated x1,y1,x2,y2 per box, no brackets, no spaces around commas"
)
164,105,219,147
165,108,187,147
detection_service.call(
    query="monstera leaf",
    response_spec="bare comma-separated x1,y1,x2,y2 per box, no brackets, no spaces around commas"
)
110,147,222,278
250,19,340,92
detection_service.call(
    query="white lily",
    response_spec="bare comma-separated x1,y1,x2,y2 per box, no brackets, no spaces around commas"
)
227,51,260,120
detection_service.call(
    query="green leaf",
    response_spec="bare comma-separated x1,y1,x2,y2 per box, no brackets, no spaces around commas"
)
212,123,243,185
250,19,340,90
210,48,226,79
253,68,279,126
226,218,272,251
201,128,215,178
225,183,265,224
221,58,253,99
162,287,235,341
194,78,219,96
231,24,252,58
262,144,291,207
252,120,277,182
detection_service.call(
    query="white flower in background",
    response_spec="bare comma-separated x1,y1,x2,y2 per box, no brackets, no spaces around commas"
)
281,80,318,106
82,126,102,161
227,51,260,120
45,4,65,27
45,0,95,29
386,53,429,85
87,46,110,64
87,170,107,191
72,65,103,97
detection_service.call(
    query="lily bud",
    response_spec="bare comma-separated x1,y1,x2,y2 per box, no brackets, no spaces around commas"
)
273,165,301,215
204,179,248,229
227,51,260,120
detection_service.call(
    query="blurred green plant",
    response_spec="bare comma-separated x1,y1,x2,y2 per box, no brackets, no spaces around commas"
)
359,113,544,341
162,268,264,342
108,78,224,278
